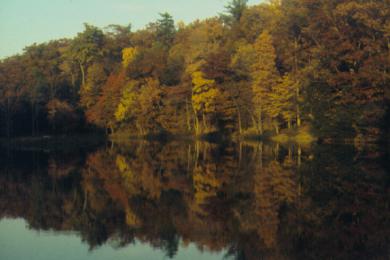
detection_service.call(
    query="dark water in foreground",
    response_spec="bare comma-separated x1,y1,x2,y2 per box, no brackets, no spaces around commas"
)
0,140,389,260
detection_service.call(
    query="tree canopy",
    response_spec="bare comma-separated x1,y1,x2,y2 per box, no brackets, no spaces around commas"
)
0,0,388,142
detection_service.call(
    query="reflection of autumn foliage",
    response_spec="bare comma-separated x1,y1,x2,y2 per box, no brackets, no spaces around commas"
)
0,142,389,259
252,160,297,249
192,163,220,213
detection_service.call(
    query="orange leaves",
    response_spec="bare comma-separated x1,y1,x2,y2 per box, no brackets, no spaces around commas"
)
85,70,126,128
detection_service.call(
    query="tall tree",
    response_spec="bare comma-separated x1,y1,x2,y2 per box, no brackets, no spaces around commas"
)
156,12,176,48
251,31,279,134
221,0,248,26
67,24,105,88
191,71,220,135
79,63,107,109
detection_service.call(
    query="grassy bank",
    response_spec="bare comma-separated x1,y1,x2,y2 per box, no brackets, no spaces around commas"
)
239,126,317,144
110,126,317,145
272,127,317,144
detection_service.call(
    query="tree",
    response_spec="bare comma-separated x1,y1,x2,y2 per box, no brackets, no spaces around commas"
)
251,31,279,134
240,3,280,43
191,71,221,135
115,80,139,124
86,71,126,133
47,99,79,133
137,78,163,134
122,47,138,68
230,41,256,79
24,42,64,100
0,0,388,139
221,0,248,26
104,24,132,66
67,24,105,87
202,49,232,84
80,63,107,109
266,75,296,133
300,0,389,140
156,12,176,48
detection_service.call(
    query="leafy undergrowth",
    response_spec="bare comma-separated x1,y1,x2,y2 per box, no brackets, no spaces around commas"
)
271,126,316,144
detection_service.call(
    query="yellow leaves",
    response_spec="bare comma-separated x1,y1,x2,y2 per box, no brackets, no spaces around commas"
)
250,31,302,128
251,31,278,90
114,77,163,131
268,0,281,10
138,78,162,114
251,31,280,120
191,71,214,91
125,208,141,227
115,80,138,122
80,63,106,108
185,61,205,75
266,75,296,119
122,47,138,68
115,103,127,122
230,42,256,76
184,18,224,67
193,163,220,208
191,71,220,113
116,155,129,172
116,154,137,195
251,31,277,76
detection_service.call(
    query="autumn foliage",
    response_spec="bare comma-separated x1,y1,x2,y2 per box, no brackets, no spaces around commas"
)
0,0,388,141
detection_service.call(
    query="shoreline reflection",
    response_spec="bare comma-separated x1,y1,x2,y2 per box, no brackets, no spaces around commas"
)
0,141,389,259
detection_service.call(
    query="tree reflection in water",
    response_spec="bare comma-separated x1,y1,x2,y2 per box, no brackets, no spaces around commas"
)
0,141,389,259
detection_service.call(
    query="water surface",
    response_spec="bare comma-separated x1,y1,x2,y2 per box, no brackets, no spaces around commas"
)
0,140,389,259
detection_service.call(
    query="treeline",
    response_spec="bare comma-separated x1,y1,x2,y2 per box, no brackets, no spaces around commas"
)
0,0,389,141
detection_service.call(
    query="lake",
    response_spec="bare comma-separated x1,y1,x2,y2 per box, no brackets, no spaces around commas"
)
0,140,389,259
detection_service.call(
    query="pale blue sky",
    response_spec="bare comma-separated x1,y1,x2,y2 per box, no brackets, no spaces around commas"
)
0,0,262,59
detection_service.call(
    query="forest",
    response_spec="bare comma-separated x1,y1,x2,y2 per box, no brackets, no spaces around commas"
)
0,0,389,142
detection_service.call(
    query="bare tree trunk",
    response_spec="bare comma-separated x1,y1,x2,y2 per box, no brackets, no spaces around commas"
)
234,101,242,135
237,107,242,135
293,37,302,128
83,190,88,212
194,113,199,136
185,99,192,132
79,62,86,87
251,115,259,133
195,141,200,168
274,120,279,135
192,104,200,136
297,145,302,167
259,142,263,169
275,142,280,160
296,81,301,128
239,141,243,167
296,103,301,128
202,113,207,132
187,144,191,173
258,107,263,135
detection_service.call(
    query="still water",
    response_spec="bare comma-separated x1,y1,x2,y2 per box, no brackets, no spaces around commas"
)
0,140,389,259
